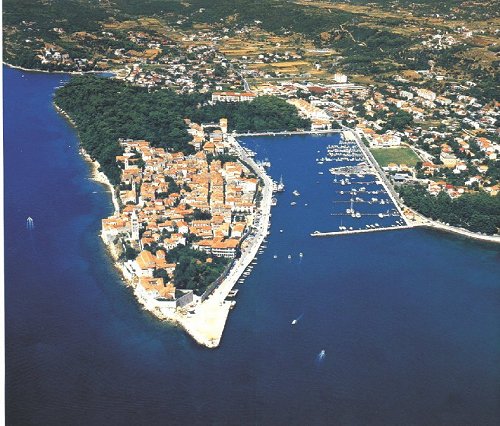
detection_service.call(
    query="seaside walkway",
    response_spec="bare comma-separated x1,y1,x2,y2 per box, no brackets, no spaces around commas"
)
176,134,273,348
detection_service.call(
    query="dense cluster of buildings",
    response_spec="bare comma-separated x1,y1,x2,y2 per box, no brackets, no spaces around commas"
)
101,119,261,312
246,73,498,198
27,18,498,203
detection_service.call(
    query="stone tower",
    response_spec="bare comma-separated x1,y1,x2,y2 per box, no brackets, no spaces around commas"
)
220,118,228,134
131,210,140,241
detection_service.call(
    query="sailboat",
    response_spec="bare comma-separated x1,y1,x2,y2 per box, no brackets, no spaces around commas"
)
272,176,284,192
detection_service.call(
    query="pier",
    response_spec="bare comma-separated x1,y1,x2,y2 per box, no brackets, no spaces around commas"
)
311,225,415,237
234,129,341,137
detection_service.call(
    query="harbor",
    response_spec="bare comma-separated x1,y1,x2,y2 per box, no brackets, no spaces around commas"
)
7,67,500,425
303,129,412,237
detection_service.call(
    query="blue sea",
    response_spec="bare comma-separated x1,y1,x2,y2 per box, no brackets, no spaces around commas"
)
4,66,500,426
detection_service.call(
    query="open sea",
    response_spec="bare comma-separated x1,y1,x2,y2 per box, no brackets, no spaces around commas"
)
4,66,500,426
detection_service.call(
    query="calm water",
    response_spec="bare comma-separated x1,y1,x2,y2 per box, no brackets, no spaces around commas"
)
4,66,500,426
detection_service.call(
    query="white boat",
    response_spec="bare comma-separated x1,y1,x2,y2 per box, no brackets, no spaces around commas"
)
299,252,303,258
292,190,300,196
319,349,326,359
26,217,34,230
273,255,278,259
290,202,297,206
287,254,292,259
291,319,297,325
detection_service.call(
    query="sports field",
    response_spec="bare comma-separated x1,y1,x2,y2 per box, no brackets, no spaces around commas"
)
370,147,420,167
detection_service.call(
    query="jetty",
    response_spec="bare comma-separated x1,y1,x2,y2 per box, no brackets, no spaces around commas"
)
311,225,415,237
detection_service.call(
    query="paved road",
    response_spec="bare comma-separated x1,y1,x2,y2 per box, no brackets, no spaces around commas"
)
196,135,273,305
347,127,409,224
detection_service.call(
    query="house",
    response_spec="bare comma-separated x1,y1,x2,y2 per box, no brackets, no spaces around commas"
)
440,152,458,168
416,88,436,101
193,238,239,258
211,91,256,102
132,249,175,277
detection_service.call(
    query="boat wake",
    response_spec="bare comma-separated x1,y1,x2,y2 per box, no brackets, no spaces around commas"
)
291,313,304,325
26,216,34,231
316,349,326,365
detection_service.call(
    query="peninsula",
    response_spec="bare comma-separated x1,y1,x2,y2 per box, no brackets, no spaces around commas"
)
10,0,498,345
97,120,272,347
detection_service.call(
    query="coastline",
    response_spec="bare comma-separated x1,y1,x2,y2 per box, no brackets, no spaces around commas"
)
3,61,120,76
52,100,497,348
54,103,197,340
54,102,272,348
345,129,500,245
407,210,500,245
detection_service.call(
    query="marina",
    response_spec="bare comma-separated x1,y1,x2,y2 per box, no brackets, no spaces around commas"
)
310,131,411,236
239,130,410,239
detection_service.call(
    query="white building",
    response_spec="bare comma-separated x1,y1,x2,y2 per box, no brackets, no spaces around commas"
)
416,88,437,102
334,73,348,83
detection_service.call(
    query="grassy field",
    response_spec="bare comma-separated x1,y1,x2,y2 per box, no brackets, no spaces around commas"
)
370,147,420,167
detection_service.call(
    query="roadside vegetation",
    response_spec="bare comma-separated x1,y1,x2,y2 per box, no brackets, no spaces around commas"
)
398,185,500,235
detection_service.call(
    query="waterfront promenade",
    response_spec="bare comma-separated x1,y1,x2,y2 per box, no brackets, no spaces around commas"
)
175,134,274,348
